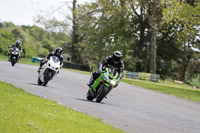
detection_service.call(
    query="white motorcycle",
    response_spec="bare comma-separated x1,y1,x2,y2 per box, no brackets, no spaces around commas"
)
37,56,61,86
9,46,22,66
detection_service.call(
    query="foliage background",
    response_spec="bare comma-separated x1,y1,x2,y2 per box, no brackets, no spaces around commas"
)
0,0,200,85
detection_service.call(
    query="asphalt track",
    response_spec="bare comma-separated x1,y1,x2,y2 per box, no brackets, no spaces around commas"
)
1,60,200,133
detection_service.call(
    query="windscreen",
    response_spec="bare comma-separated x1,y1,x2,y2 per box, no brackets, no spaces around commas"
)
52,56,60,63
12,46,19,52
108,67,117,77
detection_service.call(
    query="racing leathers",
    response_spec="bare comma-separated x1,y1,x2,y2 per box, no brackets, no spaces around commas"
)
88,56,124,87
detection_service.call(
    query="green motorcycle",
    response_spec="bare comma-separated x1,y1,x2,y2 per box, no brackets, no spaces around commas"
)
86,67,119,103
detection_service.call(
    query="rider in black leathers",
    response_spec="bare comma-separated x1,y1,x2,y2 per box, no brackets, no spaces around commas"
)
8,40,22,61
38,47,64,72
87,51,124,87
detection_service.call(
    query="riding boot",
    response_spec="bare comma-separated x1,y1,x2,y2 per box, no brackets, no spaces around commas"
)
37,67,41,73
38,64,42,73
17,57,19,62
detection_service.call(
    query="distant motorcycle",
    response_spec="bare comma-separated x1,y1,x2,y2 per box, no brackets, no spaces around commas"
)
86,67,119,103
37,56,61,86
9,46,21,66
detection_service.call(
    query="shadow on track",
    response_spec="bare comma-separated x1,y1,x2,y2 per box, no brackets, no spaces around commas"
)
27,82,48,87
76,98,115,105
76,98,96,103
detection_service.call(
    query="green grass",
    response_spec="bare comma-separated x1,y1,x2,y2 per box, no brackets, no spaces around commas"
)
0,55,39,66
121,78,200,103
63,68,91,75
65,69,200,103
0,81,125,133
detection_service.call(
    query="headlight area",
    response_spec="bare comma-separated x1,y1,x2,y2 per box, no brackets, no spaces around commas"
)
110,80,116,86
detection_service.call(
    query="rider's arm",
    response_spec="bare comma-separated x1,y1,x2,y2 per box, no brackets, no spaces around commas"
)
60,55,64,66
47,52,54,59
118,70,124,80
118,61,125,80
19,45,22,51
99,56,109,71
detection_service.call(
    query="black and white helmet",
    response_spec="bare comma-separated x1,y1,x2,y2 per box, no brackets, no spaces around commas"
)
15,40,21,45
112,51,122,64
55,47,62,56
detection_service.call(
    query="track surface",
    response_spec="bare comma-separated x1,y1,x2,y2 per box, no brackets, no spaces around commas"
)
1,60,200,133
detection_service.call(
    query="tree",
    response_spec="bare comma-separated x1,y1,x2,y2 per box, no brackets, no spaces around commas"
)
162,0,200,81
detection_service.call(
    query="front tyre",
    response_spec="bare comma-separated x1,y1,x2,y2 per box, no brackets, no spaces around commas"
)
43,71,52,86
96,85,109,103
12,62,15,66
11,57,16,66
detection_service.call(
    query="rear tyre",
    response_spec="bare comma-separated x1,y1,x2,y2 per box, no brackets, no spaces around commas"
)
37,78,42,85
96,85,109,103
86,89,94,101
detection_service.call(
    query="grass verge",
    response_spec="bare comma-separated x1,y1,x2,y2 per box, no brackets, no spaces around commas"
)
0,81,125,133
0,55,39,66
62,69,200,103
121,78,200,103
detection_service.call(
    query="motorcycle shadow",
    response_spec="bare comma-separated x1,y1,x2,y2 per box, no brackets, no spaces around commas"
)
75,98,107,104
27,82,48,87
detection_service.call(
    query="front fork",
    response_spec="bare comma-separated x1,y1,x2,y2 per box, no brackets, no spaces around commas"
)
92,80,111,97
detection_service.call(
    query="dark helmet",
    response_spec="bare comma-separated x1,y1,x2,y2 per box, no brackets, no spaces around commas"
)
112,51,122,64
15,40,21,46
55,47,62,56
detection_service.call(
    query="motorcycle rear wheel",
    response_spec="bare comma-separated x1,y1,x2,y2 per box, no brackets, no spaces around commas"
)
86,89,95,101
37,77,42,85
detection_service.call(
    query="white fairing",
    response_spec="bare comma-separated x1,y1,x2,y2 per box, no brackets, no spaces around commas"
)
38,56,61,82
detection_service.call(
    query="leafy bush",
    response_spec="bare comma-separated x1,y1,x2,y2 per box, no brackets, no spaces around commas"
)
0,29,15,55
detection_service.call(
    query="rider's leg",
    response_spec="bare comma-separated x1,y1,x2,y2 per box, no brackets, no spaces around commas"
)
87,71,100,87
38,60,45,72
18,53,21,61
8,53,10,61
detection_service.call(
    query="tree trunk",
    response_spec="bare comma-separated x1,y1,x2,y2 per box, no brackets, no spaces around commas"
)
180,61,187,81
149,0,157,74
149,25,157,73
179,44,188,81
71,0,79,63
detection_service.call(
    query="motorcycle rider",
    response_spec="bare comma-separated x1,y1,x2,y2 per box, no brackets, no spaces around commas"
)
8,40,22,61
87,51,124,87
38,47,63,73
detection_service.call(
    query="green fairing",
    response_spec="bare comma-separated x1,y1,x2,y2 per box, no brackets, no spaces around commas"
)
92,67,118,91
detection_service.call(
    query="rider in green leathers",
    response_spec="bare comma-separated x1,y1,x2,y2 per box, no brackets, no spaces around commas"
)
87,51,124,87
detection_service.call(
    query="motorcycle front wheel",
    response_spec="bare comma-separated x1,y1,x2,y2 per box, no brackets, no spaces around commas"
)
11,57,16,66
43,71,52,86
96,85,109,103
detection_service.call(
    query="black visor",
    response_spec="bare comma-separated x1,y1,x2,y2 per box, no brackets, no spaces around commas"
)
56,51,61,56
113,56,121,62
